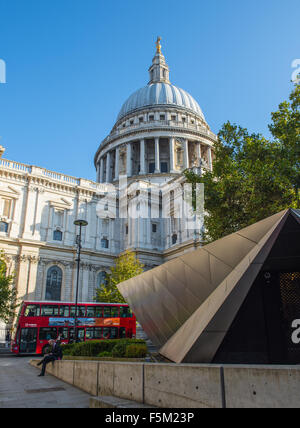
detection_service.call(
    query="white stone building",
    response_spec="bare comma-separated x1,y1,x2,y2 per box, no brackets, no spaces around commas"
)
0,40,217,339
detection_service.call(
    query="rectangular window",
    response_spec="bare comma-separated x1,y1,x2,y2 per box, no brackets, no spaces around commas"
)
39,327,58,341
104,306,111,318
24,305,40,317
110,327,118,339
103,327,110,339
86,306,95,317
111,306,119,317
3,199,11,218
152,223,157,233
149,163,155,174
54,210,64,227
119,327,126,338
0,222,8,233
94,328,102,339
76,328,85,340
120,306,133,318
139,117,144,123
61,306,69,317
85,328,94,340
95,306,103,318
101,238,109,249
41,306,59,317
160,115,165,121
149,115,154,121
70,306,86,317
171,115,176,121
58,327,69,340
161,162,168,173
53,230,63,241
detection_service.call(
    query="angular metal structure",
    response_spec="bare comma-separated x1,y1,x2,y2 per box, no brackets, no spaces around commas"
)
118,209,300,363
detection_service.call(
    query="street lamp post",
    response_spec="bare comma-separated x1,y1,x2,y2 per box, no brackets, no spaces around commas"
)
73,219,88,343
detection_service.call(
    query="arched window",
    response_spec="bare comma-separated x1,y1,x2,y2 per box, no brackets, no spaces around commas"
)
101,238,109,249
97,271,107,289
0,221,8,233
53,230,63,241
46,266,62,301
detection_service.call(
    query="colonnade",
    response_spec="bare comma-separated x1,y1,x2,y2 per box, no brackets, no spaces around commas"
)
97,137,213,183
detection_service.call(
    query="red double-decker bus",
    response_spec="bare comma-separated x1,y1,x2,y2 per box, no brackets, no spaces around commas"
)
11,301,136,355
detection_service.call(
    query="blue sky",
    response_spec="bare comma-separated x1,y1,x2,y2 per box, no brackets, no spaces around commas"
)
0,0,299,180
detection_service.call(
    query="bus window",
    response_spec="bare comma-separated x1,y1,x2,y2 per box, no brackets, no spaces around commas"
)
86,306,95,317
110,327,118,339
103,327,110,339
70,306,86,317
119,327,126,338
120,307,132,318
24,305,40,317
86,328,94,340
69,328,75,342
58,327,68,340
95,306,103,318
94,328,102,339
61,306,69,317
69,328,85,342
39,327,58,341
111,307,119,317
103,307,111,318
77,328,85,341
41,306,59,317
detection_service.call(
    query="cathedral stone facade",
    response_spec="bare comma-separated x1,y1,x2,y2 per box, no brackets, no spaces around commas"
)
0,40,217,339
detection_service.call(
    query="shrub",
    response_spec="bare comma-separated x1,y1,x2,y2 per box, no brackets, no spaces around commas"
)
125,344,148,358
62,339,147,358
97,351,112,357
111,340,128,358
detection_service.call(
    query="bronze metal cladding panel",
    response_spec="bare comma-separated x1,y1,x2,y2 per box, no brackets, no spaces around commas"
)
160,210,290,363
118,210,289,358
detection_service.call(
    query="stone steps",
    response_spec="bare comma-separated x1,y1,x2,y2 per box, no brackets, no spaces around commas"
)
136,324,158,354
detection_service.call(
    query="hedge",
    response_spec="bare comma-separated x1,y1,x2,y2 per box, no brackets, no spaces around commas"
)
62,339,147,358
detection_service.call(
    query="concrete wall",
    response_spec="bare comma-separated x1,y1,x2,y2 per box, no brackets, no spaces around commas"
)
30,360,300,408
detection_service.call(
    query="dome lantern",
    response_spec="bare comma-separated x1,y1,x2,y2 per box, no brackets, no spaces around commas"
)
148,37,170,85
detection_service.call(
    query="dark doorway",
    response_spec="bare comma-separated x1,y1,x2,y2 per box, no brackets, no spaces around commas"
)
213,212,300,364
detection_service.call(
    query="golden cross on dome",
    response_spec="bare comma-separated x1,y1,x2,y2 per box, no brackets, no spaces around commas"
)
156,36,162,54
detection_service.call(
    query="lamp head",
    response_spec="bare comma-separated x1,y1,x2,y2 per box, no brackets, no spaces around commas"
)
74,219,88,227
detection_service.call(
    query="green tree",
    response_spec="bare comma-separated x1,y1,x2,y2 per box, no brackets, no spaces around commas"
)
95,251,144,303
184,84,300,243
0,251,17,323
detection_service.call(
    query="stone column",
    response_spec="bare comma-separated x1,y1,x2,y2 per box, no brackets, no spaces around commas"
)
140,139,146,175
196,142,202,166
207,146,212,171
155,137,160,173
106,151,111,183
96,163,100,183
114,147,119,181
169,137,176,173
183,139,189,169
99,158,104,183
126,142,132,177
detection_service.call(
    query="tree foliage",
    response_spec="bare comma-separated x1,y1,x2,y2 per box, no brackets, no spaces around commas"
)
0,251,17,324
184,84,300,243
95,251,144,303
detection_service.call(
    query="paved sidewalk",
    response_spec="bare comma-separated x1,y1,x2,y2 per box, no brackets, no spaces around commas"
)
0,357,90,408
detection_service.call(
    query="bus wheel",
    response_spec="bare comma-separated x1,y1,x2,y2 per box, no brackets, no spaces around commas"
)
42,345,51,355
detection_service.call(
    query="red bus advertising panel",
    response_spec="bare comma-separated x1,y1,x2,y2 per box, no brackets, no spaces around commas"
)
11,301,136,355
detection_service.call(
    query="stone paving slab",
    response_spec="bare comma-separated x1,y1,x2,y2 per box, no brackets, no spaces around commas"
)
0,357,90,408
